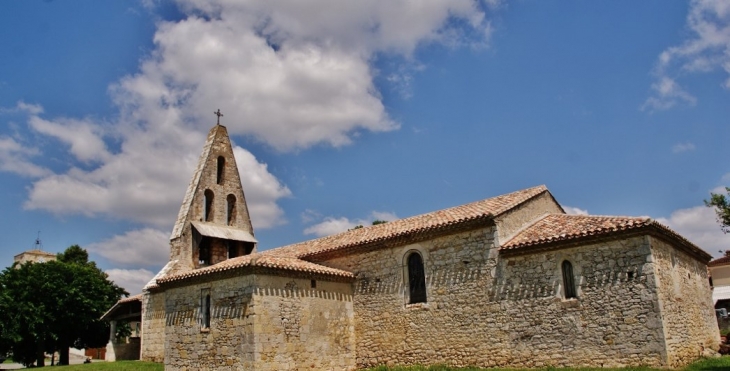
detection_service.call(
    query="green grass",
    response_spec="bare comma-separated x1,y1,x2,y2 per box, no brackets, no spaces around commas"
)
32,361,163,370
363,355,730,371
23,356,730,371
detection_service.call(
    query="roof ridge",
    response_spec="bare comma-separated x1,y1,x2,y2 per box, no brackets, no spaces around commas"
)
169,125,221,240
265,185,549,259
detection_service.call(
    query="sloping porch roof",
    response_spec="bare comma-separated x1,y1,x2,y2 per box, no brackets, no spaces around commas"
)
101,294,143,321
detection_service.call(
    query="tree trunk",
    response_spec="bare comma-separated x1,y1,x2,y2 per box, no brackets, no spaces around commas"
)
59,343,70,366
35,337,45,367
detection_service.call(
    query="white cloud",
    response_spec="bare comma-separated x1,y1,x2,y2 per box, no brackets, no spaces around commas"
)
28,116,111,163
88,228,169,268
657,205,730,258
563,206,589,215
644,0,730,110
672,142,696,153
0,136,50,178
304,217,358,237
304,210,398,237
12,1,494,233
106,268,156,295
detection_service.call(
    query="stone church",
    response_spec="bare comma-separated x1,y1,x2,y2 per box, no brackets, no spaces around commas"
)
113,123,720,370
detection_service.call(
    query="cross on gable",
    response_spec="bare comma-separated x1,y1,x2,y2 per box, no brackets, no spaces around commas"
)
214,109,224,125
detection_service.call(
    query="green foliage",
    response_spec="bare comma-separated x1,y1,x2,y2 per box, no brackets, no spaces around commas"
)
372,220,388,225
0,245,127,367
706,186,730,234
57,245,91,266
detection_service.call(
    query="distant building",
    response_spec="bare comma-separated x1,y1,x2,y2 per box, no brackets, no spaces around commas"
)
13,249,56,265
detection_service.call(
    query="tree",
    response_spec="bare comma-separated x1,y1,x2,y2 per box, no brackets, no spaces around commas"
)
0,245,127,367
706,186,730,234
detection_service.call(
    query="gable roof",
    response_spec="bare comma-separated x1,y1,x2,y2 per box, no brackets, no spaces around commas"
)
157,185,550,285
101,293,143,321
266,185,550,260
709,255,730,267
156,253,355,285
170,125,223,240
502,214,712,261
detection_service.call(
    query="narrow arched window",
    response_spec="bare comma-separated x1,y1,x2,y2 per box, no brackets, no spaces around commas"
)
201,292,211,329
407,252,427,304
204,189,214,222
562,260,577,299
216,156,225,184
226,194,236,226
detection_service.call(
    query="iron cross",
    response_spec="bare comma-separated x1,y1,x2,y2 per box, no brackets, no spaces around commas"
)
214,109,224,124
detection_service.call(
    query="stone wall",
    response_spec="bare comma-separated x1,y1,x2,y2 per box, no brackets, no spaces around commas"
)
496,236,666,368
495,192,563,244
141,292,166,362
160,274,354,371
164,275,256,370
324,228,672,369
253,275,355,371
106,337,140,361
650,236,719,367
324,226,500,368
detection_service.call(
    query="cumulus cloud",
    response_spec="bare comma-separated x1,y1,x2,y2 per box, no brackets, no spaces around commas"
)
672,142,696,153
106,268,156,295
563,206,589,215
15,0,494,229
644,0,730,110
88,228,169,268
304,210,398,237
28,116,111,163
0,136,50,178
657,205,730,258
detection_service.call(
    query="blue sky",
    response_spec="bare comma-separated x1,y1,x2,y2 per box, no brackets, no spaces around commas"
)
1,0,729,293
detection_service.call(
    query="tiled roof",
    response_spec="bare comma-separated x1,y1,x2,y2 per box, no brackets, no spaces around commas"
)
266,185,549,260
502,214,711,261
14,249,56,258
157,253,355,284
101,293,143,320
709,255,730,267
118,293,143,303
156,185,549,285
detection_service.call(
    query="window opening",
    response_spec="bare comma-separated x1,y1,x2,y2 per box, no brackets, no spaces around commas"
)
204,189,214,221
216,156,225,184
199,238,211,267
562,260,577,299
226,194,236,226
311,280,317,289
201,291,211,329
407,252,427,304
227,240,239,259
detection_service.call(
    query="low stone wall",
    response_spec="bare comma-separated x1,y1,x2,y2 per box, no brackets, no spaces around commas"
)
105,337,140,361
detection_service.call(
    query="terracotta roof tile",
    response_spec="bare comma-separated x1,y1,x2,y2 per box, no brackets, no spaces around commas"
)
118,293,143,303
709,255,730,267
156,186,549,285
157,253,354,284
267,185,549,259
502,214,711,261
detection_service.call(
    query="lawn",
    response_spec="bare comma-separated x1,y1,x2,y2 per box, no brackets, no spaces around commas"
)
24,356,730,371
363,356,730,371
27,361,163,370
